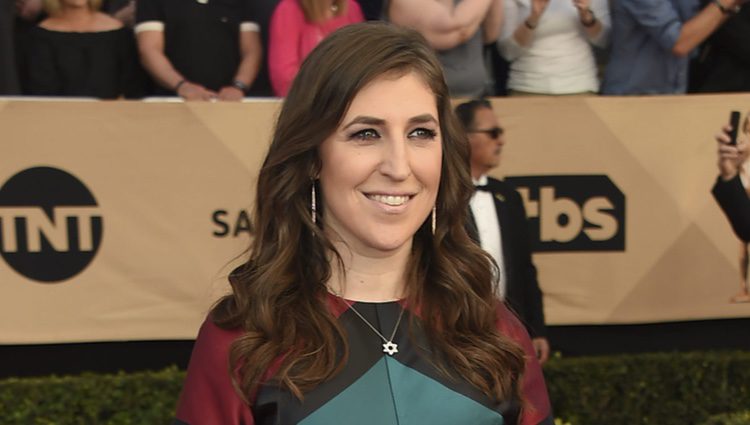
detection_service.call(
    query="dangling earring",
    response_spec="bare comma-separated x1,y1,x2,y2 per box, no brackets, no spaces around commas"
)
431,205,436,235
311,183,317,224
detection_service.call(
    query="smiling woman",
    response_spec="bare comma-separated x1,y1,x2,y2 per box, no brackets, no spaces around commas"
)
173,22,553,425
318,72,442,282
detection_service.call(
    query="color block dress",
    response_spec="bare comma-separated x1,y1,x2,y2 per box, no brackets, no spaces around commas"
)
173,295,553,425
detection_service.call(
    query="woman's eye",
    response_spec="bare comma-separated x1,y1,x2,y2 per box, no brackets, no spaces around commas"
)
350,129,380,141
409,128,437,139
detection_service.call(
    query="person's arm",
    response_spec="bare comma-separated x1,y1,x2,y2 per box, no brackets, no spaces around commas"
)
496,0,549,62
622,0,746,58
388,0,494,50
133,0,216,100
482,0,503,43
573,0,604,40
218,28,261,101
268,0,303,97
713,124,750,242
135,29,216,100
584,0,611,47
509,189,548,364
510,0,548,47
672,0,748,56
717,123,749,181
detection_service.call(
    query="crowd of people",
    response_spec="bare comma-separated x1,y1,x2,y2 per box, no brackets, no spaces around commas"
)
1,0,748,99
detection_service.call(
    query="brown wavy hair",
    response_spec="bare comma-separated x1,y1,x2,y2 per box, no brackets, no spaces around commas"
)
212,22,526,407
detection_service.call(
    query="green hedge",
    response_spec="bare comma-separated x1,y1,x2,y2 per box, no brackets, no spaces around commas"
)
544,351,750,425
701,411,750,425
1,351,749,425
0,367,184,425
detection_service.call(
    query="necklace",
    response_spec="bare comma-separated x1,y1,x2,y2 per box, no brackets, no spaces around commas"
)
330,3,339,13
346,302,405,356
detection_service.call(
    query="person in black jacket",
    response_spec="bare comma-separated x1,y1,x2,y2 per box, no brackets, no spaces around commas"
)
691,3,750,93
456,99,550,363
712,113,750,302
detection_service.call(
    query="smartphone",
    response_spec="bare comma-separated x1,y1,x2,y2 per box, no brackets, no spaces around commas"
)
729,110,741,145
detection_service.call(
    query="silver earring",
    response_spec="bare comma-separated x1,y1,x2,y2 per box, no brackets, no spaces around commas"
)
311,183,317,224
431,205,436,235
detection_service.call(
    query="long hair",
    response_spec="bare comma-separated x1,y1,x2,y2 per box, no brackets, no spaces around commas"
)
212,22,525,406
298,0,348,23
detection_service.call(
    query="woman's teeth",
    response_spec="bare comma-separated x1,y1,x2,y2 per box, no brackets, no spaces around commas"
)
368,194,410,206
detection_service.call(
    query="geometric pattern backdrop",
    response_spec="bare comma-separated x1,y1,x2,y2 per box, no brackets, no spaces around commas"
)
1,94,749,344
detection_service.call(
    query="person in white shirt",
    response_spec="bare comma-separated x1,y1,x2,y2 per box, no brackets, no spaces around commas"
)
456,99,551,363
497,0,610,95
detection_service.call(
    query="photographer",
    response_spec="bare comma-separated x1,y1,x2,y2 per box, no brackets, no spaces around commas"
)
712,113,750,302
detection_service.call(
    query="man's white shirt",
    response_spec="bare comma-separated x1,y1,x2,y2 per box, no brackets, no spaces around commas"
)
470,175,507,299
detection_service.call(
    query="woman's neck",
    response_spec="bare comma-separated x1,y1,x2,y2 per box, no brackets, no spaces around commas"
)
327,240,411,302
56,7,96,29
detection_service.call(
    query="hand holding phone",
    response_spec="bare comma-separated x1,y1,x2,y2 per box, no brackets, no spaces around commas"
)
729,110,741,145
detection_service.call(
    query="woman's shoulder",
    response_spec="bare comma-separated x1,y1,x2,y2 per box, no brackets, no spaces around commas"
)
175,317,254,425
494,302,530,344
193,316,245,361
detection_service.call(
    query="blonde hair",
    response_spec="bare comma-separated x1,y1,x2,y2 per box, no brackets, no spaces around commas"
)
297,0,347,23
43,0,102,15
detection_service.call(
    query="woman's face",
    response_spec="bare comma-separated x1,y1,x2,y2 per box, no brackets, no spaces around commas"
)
318,71,442,257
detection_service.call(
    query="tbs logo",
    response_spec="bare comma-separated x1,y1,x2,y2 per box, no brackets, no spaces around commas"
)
0,167,103,282
506,175,625,252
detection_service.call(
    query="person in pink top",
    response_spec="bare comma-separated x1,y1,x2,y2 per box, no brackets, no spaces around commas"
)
269,0,364,96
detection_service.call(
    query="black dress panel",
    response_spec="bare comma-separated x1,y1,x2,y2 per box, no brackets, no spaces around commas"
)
252,301,520,425
26,26,143,99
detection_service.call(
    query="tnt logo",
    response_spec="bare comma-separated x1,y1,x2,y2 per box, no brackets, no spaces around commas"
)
505,175,625,252
0,167,103,282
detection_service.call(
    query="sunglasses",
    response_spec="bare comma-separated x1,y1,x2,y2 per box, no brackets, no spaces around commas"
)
469,127,504,139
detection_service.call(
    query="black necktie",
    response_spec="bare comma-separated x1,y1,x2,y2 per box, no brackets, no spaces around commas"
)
475,185,491,192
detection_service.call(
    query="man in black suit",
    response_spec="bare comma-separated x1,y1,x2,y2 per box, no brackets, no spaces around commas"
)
455,99,550,363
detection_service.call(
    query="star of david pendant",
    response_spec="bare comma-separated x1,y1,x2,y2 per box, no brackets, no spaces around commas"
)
382,341,398,355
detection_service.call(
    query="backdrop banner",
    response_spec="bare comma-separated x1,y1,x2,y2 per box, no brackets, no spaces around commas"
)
1,95,749,344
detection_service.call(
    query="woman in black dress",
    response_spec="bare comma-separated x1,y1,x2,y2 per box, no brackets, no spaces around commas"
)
26,0,142,98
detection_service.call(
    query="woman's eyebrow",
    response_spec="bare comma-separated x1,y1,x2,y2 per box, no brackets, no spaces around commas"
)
342,116,385,130
342,114,437,130
408,114,438,125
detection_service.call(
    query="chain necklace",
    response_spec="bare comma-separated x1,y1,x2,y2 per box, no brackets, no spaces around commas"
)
346,302,405,356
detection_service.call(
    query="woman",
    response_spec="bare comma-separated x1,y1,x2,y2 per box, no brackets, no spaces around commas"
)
386,0,503,98
26,0,142,98
174,23,552,425
713,113,750,303
498,0,610,96
268,0,364,97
